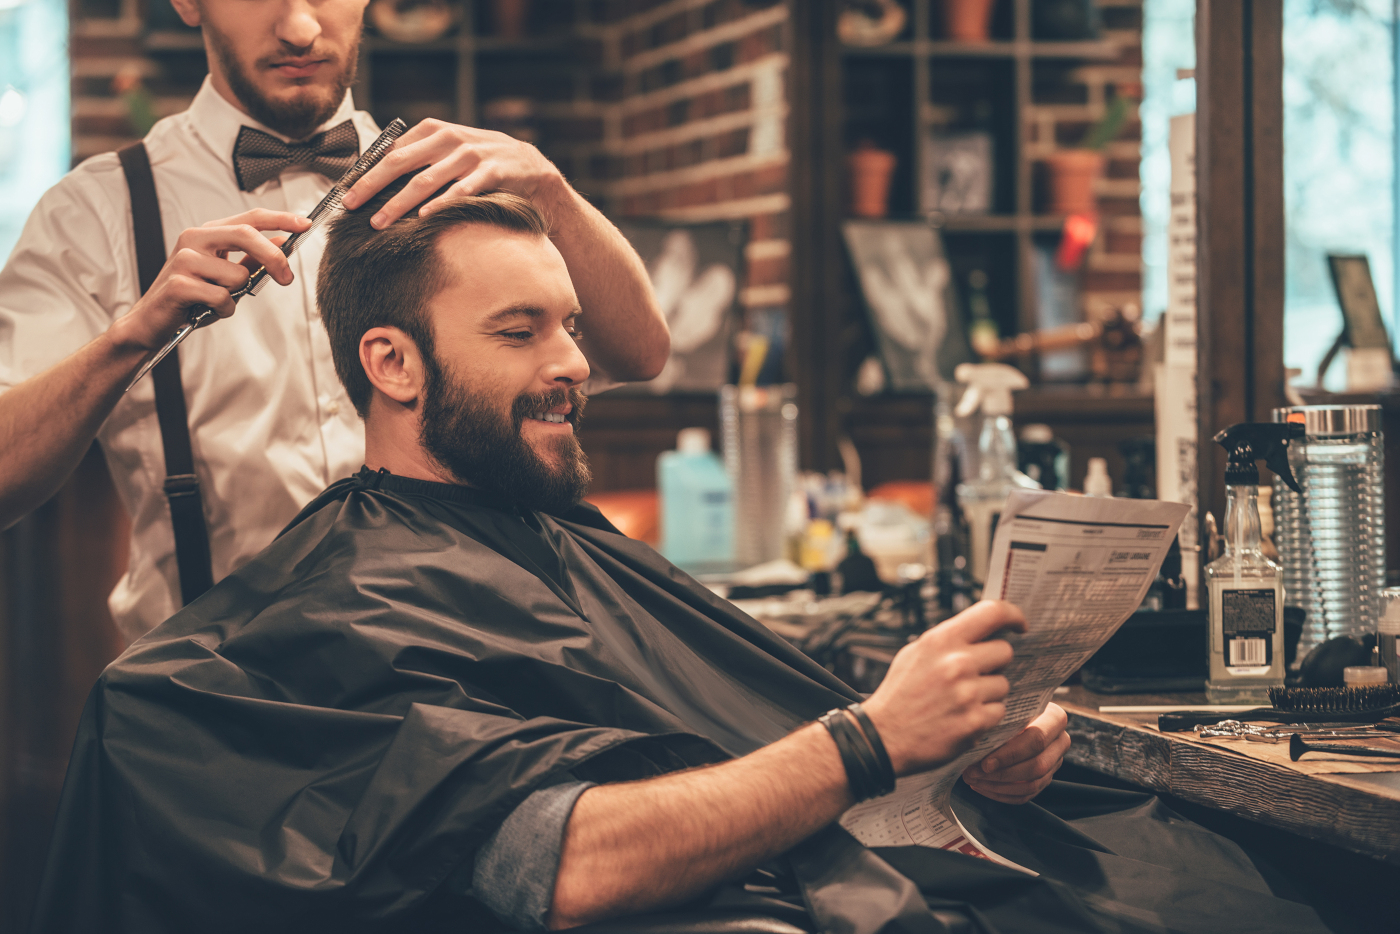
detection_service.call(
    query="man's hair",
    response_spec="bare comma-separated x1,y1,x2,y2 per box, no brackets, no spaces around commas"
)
318,177,550,416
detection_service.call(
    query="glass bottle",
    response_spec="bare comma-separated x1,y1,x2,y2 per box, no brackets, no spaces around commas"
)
1205,483,1286,702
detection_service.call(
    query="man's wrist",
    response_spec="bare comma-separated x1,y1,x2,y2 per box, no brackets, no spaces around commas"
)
104,309,166,357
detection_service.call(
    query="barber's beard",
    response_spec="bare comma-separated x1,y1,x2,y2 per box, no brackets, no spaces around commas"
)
419,359,591,515
206,25,359,140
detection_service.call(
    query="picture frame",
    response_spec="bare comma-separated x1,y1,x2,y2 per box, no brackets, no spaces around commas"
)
921,130,993,216
1327,254,1391,350
841,219,973,392
611,219,747,395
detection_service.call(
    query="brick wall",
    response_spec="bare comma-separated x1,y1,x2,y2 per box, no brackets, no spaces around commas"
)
1025,0,1144,322
584,0,792,313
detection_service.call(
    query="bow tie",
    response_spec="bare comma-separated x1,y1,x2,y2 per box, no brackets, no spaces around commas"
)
232,120,360,192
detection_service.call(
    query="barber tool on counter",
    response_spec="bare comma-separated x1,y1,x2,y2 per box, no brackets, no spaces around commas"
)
1205,423,1304,703
126,118,410,391
952,362,1039,584
1271,405,1386,665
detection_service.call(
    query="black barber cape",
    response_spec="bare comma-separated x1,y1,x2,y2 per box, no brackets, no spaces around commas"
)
33,469,1329,934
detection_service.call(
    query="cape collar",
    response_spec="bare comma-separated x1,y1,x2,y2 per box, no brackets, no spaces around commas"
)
353,466,525,514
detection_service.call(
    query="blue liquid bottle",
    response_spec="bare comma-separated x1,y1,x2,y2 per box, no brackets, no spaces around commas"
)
658,428,735,574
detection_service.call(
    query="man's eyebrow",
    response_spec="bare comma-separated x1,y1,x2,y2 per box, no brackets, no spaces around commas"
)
482,304,547,326
482,304,584,326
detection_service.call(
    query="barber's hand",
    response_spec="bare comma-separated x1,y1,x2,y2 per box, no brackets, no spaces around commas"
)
862,600,1024,776
109,209,311,351
339,118,561,228
962,703,1069,805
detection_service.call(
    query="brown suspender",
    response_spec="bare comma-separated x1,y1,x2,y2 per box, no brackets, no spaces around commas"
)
117,142,215,605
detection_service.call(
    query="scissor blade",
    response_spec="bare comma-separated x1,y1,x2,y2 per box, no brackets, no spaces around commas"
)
124,322,194,392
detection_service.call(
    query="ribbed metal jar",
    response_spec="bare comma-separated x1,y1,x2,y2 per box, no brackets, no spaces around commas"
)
1272,405,1386,662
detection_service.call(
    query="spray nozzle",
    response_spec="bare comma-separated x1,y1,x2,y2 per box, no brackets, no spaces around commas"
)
1212,422,1305,493
953,362,1028,418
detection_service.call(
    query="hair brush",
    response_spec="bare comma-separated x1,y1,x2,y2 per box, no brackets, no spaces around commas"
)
1158,684,1400,732
125,117,409,392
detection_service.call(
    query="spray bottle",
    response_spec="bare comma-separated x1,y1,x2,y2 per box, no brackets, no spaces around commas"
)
1205,422,1305,703
954,363,1039,584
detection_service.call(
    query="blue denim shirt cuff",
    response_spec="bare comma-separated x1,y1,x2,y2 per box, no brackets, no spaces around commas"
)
470,780,595,930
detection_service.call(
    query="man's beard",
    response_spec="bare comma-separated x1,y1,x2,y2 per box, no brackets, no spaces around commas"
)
419,357,592,515
206,24,359,140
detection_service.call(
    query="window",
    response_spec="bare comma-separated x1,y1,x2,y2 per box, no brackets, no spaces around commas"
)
0,0,69,263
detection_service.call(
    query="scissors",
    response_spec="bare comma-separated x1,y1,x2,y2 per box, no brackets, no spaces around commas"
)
125,118,409,392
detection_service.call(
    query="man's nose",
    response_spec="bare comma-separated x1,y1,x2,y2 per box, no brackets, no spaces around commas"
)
543,328,591,387
276,0,323,50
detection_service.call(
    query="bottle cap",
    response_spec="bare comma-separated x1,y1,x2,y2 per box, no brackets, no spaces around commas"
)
1344,665,1390,685
677,427,711,454
1083,458,1112,497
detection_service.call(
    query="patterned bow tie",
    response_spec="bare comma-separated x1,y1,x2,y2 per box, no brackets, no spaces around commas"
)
232,120,360,192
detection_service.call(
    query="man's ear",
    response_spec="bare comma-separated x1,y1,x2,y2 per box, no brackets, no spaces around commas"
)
360,326,425,406
168,0,203,28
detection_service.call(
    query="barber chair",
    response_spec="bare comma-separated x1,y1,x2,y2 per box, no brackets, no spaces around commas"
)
573,907,973,934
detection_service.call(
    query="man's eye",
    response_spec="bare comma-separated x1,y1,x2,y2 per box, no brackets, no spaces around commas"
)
502,330,532,342
568,328,583,342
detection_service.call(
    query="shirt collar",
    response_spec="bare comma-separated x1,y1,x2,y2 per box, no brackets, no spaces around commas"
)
187,74,359,172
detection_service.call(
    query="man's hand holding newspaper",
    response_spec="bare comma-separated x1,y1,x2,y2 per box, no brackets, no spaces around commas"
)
842,490,1190,867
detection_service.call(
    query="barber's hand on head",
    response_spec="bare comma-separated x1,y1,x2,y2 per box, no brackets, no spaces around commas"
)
339,119,560,228
962,702,1069,805
109,209,311,352
861,600,1024,776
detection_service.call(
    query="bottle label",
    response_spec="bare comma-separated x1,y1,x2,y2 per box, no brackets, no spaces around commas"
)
1221,588,1276,674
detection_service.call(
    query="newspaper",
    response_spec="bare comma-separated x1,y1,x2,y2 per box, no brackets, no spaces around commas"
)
839,491,1189,869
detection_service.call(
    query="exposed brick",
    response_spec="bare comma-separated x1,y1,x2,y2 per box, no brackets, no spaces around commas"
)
1083,271,1142,292
1098,196,1142,217
1105,232,1142,254
748,212,789,241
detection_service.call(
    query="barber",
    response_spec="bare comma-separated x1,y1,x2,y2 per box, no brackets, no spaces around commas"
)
0,0,667,642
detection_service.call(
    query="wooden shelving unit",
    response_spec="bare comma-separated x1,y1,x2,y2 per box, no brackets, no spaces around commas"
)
787,0,1146,485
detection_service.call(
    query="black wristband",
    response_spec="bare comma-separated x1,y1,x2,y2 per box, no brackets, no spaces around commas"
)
845,703,896,796
820,708,882,801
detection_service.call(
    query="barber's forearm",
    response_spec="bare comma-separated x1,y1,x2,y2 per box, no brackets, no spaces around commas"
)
537,181,670,382
549,722,851,930
0,326,147,529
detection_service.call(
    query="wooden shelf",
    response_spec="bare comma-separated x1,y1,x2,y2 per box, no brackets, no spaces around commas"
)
840,39,1118,60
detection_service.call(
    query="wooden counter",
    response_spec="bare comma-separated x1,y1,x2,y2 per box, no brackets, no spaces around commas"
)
1057,686,1400,865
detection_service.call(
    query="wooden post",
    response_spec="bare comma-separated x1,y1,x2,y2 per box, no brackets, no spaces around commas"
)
787,0,845,472
1195,0,1285,549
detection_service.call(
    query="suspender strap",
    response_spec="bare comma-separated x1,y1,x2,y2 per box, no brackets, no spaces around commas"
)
118,142,215,606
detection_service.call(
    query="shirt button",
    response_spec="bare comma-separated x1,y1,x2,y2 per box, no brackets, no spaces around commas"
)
325,400,340,417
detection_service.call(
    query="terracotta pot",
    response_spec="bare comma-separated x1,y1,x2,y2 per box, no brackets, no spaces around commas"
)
944,0,996,42
848,144,897,218
493,0,530,39
1045,149,1105,215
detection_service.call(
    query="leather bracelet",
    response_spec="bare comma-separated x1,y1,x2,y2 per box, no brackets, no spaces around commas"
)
845,703,896,796
819,708,882,801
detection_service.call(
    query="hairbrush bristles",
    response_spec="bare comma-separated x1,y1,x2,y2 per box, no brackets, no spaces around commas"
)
1268,684,1400,714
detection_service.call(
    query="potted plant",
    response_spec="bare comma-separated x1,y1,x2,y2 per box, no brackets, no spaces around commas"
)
1045,90,1131,215
944,0,997,42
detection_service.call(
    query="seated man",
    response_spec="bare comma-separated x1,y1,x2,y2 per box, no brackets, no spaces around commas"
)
33,185,1330,934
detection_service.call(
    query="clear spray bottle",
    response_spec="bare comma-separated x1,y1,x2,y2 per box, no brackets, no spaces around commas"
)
953,363,1040,585
1205,422,1305,703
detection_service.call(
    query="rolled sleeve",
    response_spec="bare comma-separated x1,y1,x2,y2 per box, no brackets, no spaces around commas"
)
470,780,595,931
